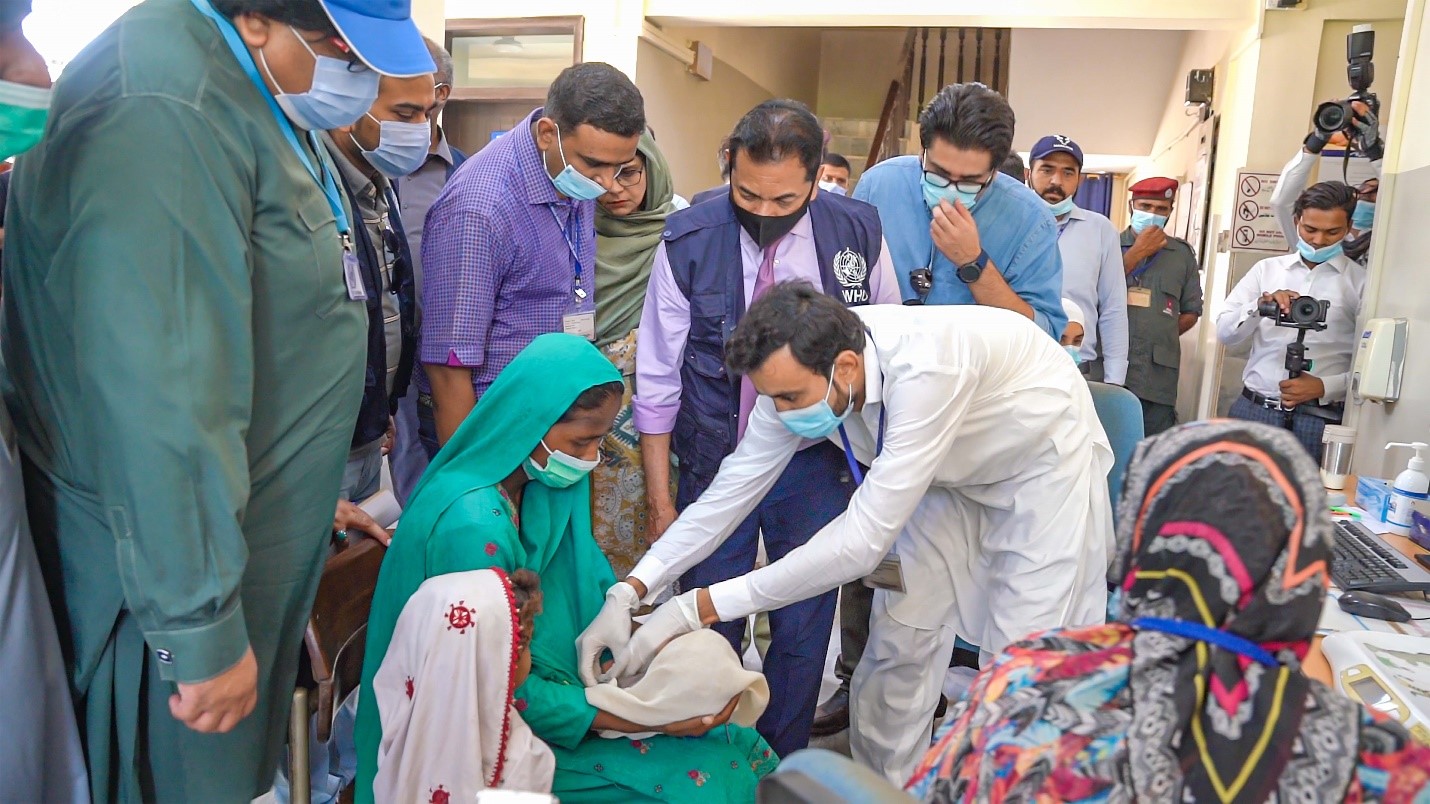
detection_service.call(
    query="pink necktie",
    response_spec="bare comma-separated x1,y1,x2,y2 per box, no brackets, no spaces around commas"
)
737,241,781,440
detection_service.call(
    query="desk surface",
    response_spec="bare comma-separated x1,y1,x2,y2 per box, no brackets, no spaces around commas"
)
1305,480,1428,685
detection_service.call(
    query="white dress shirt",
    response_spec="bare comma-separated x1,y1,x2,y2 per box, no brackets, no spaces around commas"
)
1057,207,1130,383
629,304,1114,654
1215,251,1365,403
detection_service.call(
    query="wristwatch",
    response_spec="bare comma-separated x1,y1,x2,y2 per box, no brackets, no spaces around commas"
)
957,250,990,284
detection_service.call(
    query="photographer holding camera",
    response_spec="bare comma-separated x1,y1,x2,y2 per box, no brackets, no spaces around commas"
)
1270,25,1381,265
1216,182,1365,462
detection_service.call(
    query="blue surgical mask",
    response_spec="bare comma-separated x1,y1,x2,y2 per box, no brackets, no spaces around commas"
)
1046,195,1076,217
921,175,981,212
355,114,431,179
1065,345,1083,366
257,27,379,132
549,123,608,201
524,439,599,489
1352,200,1376,231
1129,209,1168,234
777,368,853,440
818,180,847,196
1297,237,1345,264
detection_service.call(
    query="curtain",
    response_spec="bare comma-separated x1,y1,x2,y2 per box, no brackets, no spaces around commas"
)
1075,174,1113,217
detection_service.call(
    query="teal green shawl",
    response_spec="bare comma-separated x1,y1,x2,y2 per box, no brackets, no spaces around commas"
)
355,334,622,802
399,332,622,574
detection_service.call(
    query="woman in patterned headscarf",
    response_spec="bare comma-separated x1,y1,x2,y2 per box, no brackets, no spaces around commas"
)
906,420,1430,803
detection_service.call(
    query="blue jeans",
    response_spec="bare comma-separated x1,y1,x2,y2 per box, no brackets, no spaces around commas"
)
341,440,383,503
389,392,429,507
678,440,854,759
273,692,358,804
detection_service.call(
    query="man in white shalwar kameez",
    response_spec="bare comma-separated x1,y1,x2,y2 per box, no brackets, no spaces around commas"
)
579,282,1115,784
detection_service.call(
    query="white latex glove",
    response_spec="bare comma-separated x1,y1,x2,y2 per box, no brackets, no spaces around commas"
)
606,589,703,681
576,582,641,686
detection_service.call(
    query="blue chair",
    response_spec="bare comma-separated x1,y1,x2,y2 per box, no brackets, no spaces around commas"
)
1087,382,1144,521
758,749,911,803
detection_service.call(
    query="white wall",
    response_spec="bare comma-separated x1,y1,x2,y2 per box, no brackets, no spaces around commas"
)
816,29,909,121
1007,29,1188,157
1349,0,1430,477
646,0,1252,29
636,28,825,197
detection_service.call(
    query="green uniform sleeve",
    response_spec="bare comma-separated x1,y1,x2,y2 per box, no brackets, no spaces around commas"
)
67,96,254,684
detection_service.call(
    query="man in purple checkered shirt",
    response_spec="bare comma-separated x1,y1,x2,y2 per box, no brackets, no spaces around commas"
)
417,62,645,450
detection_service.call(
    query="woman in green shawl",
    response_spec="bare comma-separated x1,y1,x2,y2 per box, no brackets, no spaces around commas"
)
590,131,682,577
355,334,776,803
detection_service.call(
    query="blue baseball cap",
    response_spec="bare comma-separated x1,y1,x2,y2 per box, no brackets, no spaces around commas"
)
319,0,436,77
1030,134,1084,168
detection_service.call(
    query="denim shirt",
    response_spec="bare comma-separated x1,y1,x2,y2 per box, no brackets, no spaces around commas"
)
853,155,1065,338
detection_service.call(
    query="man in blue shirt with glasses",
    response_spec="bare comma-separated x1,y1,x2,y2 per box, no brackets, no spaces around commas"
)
852,82,1065,337
816,81,1065,738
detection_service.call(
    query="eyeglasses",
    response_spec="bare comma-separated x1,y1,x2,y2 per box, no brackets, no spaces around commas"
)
921,153,993,194
613,165,645,188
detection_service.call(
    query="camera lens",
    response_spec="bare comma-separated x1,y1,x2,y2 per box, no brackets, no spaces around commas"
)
1315,100,1350,133
1290,297,1325,326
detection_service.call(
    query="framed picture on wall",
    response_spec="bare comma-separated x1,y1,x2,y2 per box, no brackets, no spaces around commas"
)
445,16,585,103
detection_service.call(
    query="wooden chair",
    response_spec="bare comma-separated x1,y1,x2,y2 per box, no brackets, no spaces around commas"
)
290,535,386,804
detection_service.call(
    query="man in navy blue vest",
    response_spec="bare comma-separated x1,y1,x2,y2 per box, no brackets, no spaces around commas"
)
632,99,901,757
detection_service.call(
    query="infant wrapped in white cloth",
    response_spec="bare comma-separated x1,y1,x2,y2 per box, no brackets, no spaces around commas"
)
585,629,770,739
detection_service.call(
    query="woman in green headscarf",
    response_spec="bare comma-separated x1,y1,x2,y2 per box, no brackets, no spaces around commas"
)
355,334,775,803
590,131,682,577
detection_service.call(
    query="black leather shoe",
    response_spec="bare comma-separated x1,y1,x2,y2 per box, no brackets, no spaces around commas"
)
810,687,850,737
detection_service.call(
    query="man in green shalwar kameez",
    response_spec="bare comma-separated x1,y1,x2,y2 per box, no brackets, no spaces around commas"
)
0,0,432,800
357,334,778,803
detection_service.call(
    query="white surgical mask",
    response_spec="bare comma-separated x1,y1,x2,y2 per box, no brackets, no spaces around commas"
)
818,180,847,196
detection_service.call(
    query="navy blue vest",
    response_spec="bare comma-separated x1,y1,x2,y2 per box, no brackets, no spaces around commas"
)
346,180,417,449
664,192,882,483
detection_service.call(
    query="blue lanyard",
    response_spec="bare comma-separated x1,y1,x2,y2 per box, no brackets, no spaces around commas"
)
1130,617,1280,668
1121,244,1159,282
189,0,350,237
837,407,885,486
549,205,585,294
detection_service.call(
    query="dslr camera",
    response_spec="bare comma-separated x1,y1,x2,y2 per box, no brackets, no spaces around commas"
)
1313,25,1382,157
1258,295,1330,330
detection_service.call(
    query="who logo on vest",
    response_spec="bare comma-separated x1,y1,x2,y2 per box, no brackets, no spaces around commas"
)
834,248,870,304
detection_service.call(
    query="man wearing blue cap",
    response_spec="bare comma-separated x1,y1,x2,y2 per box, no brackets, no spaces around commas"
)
0,0,431,799
1027,134,1128,384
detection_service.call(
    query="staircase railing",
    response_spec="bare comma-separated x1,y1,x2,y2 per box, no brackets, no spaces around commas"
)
866,29,915,171
866,26,1012,171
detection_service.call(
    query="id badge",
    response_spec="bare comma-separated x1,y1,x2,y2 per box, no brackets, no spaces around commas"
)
563,311,596,341
862,554,906,592
1127,286,1152,309
343,251,367,301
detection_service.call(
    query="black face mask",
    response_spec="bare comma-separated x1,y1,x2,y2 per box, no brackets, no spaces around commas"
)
730,183,814,249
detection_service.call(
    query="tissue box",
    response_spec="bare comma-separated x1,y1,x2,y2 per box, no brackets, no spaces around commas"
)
1357,476,1393,522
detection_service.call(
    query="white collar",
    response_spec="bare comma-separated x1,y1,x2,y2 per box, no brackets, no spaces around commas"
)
859,336,883,409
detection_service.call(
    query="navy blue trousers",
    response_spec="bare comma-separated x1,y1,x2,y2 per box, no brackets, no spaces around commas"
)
678,440,854,759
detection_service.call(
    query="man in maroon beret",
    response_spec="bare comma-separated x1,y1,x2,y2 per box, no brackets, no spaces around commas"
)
1119,177,1203,435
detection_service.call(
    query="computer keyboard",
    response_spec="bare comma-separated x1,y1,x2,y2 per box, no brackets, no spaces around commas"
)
1331,520,1412,588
